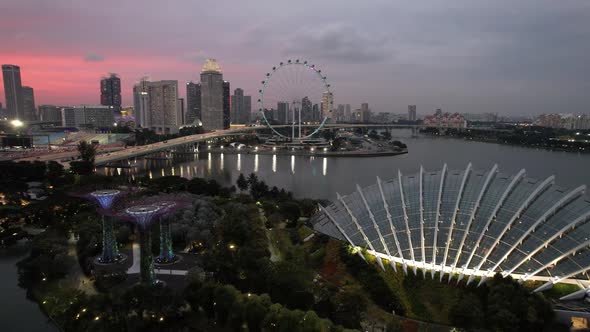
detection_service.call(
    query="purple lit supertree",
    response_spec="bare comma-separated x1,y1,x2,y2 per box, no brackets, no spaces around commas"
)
153,199,192,264
125,205,162,285
90,190,123,264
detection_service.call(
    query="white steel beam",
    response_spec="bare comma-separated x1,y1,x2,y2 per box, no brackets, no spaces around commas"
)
504,210,590,276
465,169,525,285
398,170,416,274
431,164,447,278
441,163,472,281
357,184,390,271
319,205,366,261
337,193,380,264
473,175,555,280
524,238,590,281
454,164,498,282
493,185,586,274
419,166,426,275
534,265,590,293
377,176,405,273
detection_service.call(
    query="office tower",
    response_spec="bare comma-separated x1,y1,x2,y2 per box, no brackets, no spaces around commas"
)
231,88,252,125
133,79,181,134
38,105,63,123
200,59,224,130
345,104,351,122
21,86,36,121
147,80,180,134
408,105,417,121
312,104,321,122
243,95,251,124
177,98,185,125
100,73,122,113
361,103,371,123
321,91,334,121
301,96,312,122
2,64,24,120
223,81,230,129
277,102,289,124
133,77,150,128
336,104,345,123
186,81,201,125
62,105,115,128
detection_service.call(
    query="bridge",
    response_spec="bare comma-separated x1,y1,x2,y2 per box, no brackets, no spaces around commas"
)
14,123,423,166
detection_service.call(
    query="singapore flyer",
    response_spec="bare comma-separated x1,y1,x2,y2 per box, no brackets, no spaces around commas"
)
258,59,333,146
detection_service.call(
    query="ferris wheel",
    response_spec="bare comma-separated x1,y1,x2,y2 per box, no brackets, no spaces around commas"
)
258,59,332,140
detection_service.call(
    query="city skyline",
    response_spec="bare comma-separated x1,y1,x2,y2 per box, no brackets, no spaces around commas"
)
1,0,589,115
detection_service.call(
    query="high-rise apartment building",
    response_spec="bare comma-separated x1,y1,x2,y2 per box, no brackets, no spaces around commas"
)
132,78,181,134
186,81,201,125
22,86,36,121
177,98,185,125
345,104,351,122
200,59,225,130
321,91,334,121
231,88,252,124
2,64,24,120
223,81,230,129
277,102,289,124
100,73,122,112
408,105,417,121
361,103,371,123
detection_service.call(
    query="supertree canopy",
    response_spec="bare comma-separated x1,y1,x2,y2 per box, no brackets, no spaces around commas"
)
155,201,177,264
90,189,123,264
125,205,162,285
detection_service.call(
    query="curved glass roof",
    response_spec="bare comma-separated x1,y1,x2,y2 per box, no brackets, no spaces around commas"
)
311,164,590,289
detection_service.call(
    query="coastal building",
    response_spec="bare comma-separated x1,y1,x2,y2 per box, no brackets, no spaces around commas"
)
321,91,334,121
133,79,181,134
62,105,115,129
186,81,201,125
2,64,24,120
312,163,590,292
408,105,417,121
361,103,371,123
200,59,225,130
423,109,466,128
38,105,62,123
231,88,252,124
100,73,122,113
21,86,36,121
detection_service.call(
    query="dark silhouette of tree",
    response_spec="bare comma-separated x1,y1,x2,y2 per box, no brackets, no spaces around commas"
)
237,173,249,192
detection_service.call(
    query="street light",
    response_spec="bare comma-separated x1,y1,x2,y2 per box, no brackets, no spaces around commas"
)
11,119,23,128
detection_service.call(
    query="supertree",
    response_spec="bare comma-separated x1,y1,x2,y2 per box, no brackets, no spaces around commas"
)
90,189,124,264
153,199,192,264
125,205,162,285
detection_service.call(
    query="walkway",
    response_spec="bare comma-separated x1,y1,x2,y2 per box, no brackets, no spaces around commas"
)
126,242,189,276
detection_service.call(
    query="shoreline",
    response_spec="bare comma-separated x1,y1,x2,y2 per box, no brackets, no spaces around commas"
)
174,148,408,158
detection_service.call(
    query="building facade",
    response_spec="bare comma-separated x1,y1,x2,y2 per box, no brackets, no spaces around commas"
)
423,109,466,128
38,105,62,123
231,88,252,124
2,64,24,120
62,105,115,129
186,81,201,125
223,81,230,129
321,91,334,121
408,105,417,121
200,59,225,130
100,73,122,112
277,101,289,124
22,86,36,121
361,103,371,123
132,79,181,134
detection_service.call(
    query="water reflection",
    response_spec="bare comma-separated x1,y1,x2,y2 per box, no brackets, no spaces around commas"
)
207,152,212,172
255,154,259,172
220,153,224,169
323,157,327,176
237,154,241,172
272,155,276,173
291,155,295,174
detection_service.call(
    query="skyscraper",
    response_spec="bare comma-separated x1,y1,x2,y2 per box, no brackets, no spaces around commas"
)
22,86,36,121
231,88,252,124
2,64,24,120
408,105,417,121
200,59,224,130
186,81,201,125
361,103,371,123
133,78,181,134
100,73,122,113
177,98,185,125
321,91,334,121
223,81,230,129
277,102,289,124
345,104,351,122
336,104,345,123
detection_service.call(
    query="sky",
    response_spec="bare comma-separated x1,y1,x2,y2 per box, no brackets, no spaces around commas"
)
1,0,589,115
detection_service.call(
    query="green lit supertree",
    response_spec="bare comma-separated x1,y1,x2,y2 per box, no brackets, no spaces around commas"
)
125,205,162,285
90,190,123,264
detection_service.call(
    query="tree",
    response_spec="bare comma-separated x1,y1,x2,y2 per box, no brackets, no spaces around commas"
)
236,173,249,192
77,140,96,163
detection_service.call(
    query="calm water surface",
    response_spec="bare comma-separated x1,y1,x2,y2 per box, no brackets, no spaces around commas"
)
102,129,590,199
